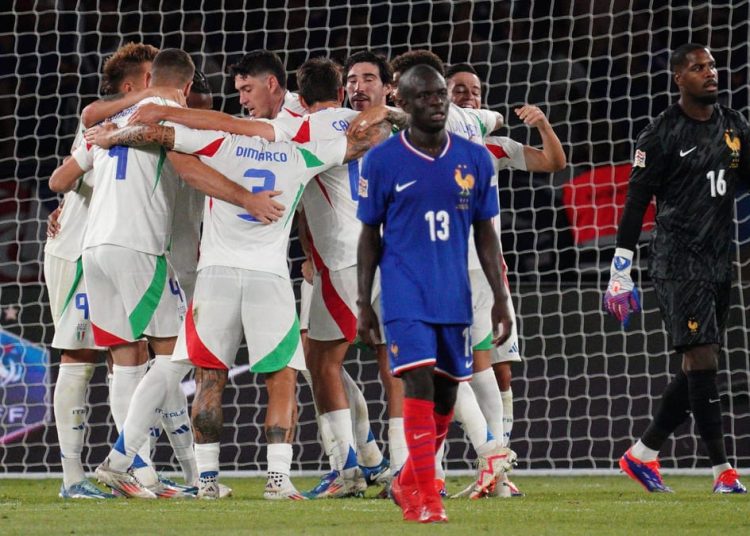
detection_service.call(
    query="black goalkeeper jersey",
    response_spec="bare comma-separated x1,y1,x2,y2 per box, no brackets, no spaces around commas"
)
626,103,750,281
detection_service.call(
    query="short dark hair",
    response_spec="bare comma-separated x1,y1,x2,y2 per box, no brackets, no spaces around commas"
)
192,70,211,94
344,50,392,86
445,63,478,79
101,42,159,95
228,50,287,89
151,48,195,86
398,64,444,101
296,57,342,105
390,50,445,77
670,43,708,71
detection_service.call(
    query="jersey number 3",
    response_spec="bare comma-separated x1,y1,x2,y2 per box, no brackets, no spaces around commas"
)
238,169,277,222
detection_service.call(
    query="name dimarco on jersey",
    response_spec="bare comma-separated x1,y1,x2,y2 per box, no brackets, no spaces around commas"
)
236,145,288,162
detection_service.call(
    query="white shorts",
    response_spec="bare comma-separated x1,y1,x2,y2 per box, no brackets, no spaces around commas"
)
82,245,186,346
299,279,313,331
172,266,306,373
44,254,103,351
309,265,358,343
469,269,521,364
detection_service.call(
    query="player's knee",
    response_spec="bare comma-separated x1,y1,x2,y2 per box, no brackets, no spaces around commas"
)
61,348,100,364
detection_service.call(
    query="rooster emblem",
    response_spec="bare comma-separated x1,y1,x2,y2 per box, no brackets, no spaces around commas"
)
724,130,742,158
454,166,475,197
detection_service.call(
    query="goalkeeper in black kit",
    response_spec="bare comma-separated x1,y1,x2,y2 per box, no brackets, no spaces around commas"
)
604,43,749,494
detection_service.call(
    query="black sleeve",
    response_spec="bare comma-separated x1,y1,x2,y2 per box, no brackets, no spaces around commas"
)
616,180,652,250
615,121,665,250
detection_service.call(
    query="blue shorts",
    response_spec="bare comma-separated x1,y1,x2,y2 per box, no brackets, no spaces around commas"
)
384,320,472,381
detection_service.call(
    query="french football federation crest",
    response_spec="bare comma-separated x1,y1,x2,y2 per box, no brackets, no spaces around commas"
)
389,342,399,357
454,165,475,197
687,317,699,334
724,129,740,168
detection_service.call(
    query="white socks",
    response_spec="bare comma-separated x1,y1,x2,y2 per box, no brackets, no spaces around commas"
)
54,362,94,487
160,380,197,485
434,440,446,481
319,409,357,472
109,358,191,472
195,441,220,478
267,443,293,476
388,417,407,473
631,440,659,462
109,362,154,480
342,369,383,468
110,363,147,432
500,388,514,446
470,368,504,442
454,381,490,450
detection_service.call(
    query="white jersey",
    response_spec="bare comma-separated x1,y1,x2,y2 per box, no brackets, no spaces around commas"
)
446,103,501,144
45,122,93,262
280,91,306,118
272,107,360,271
171,124,347,278
467,135,526,270
73,97,182,255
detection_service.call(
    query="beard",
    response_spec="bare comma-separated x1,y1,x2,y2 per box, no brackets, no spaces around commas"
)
695,92,718,105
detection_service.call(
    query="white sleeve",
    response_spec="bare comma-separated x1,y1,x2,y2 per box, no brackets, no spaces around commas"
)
485,136,527,171
170,123,229,156
71,143,94,172
296,137,348,184
271,115,305,142
471,109,503,138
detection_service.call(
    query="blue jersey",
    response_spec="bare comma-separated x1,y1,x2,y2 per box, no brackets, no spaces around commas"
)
358,131,498,324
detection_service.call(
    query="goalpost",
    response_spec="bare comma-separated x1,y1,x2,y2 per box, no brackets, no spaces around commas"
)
1,1,749,476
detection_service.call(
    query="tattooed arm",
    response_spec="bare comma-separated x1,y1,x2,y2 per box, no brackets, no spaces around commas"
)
85,123,175,150
343,120,393,162
347,105,408,136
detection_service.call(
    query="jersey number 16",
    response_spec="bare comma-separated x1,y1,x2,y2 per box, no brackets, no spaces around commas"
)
706,169,727,197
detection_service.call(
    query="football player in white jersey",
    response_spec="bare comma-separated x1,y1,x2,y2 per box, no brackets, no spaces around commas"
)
445,63,566,498
79,95,393,499
45,42,164,499
126,53,397,497
269,57,402,498
49,49,285,499
229,49,306,119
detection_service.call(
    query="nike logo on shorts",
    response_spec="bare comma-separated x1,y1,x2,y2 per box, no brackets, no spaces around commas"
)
679,146,697,157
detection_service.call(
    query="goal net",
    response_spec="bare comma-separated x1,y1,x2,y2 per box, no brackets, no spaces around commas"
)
2,1,749,476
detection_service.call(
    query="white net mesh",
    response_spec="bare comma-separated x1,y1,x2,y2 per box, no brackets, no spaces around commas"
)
1,1,749,474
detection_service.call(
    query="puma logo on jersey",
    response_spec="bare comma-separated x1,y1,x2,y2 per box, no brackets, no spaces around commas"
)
679,146,697,157
395,180,417,192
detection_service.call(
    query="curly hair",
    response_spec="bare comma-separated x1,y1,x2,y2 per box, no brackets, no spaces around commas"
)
101,42,159,95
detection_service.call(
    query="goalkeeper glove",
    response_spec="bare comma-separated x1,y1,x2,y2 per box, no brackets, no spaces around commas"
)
603,248,641,327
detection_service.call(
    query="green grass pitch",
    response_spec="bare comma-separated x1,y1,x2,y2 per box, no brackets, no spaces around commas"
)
0,475,748,535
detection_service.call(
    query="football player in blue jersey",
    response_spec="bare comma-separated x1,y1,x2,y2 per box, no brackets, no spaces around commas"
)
356,64,513,523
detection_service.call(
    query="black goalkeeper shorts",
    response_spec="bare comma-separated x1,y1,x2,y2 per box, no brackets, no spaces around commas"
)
653,278,731,351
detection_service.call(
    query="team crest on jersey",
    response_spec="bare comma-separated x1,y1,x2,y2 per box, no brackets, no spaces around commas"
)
454,165,475,196
633,149,646,168
389,342,399,357
454,165,475,210
724,129,741,168
687,317,699,334
358,176,368,198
